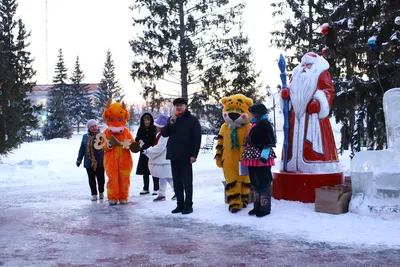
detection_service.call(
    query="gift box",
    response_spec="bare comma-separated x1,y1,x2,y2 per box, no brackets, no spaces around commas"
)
315,184,352,214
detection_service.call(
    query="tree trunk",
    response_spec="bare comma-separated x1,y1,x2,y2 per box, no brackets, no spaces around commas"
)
77,122,80,133
178,0,188,100
308,0,314,50
0,107,5,154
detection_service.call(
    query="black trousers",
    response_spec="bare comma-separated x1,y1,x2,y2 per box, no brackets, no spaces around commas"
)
86,167,105,196
171,160,193,207
248,166,272,193
143,174,160,191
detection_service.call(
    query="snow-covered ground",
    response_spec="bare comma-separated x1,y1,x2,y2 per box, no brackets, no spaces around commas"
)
1,117,399,250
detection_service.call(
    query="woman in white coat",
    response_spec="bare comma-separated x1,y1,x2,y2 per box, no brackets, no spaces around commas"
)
143,114,175,201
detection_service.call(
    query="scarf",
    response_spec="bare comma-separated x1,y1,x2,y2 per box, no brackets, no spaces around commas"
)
250,114,268,124
230,128,240,150
87,131,98,171
154,132,162,145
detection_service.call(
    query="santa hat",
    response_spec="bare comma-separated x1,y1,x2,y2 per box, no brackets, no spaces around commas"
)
301,52,319,64
293,52,330,77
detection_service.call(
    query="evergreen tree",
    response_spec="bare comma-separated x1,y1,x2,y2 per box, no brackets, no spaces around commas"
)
70,56,94,133
129,0,245,104
192,28,264,129
270,0,333,69
0,0,39,154
94,49,123,119
322,0,400,151
42,49,72,140
128,104,136,129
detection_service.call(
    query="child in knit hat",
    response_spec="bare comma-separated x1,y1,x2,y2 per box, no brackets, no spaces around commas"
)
76,119,105,201
143,114,175,201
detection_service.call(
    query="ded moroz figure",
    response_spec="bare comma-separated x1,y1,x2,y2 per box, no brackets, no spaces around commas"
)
273,52,343,203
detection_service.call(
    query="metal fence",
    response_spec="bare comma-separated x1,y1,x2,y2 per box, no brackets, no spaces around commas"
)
23,133,44,143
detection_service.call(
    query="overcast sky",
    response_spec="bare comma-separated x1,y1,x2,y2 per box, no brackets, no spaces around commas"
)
17,0,283,104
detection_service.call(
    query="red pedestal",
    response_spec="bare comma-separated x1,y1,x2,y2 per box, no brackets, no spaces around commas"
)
272,171,344,203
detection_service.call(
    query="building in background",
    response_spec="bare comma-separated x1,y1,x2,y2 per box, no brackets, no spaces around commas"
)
27,84,100,128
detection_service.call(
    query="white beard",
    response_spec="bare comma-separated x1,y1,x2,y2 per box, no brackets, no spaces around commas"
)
290,67,319,120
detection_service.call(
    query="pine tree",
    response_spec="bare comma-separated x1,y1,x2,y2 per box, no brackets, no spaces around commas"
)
128,104,136,129
0,0,39,154
270,0,334,69
350,106,366,159
322,0,400,151
191,28,264,129
70,56,94,133
94,49,123,119
129,0,245,103
42,49,72,140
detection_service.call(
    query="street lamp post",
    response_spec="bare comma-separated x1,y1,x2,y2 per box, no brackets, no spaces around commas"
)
266,85,281,141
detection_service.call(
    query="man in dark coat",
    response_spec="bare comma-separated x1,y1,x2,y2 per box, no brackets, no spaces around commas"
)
162,98,202,214
136,113,158,194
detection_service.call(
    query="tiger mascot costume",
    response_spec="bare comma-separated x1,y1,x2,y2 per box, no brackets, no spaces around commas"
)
94,99,140,205
215,94,253,213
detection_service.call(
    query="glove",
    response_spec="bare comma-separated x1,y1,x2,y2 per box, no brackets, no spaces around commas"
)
307,100,320,114
281,88,290,99
130,142,140,153
76,162,81,167
260,148,271,163
138,140,144,148
109,135,121,147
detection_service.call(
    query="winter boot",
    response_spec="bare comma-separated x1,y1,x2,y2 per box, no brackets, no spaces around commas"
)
257,187,271,218
119,200,128,204
108,200,117,205
140,190,150,195
248,192,260,216
182,206,193,215
91,195,98,201
99,193,104,200
171,204,185,214
153,196,166,202
152,191,158,196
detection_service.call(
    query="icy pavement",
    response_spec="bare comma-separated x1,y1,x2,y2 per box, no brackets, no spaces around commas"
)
1,182,400,267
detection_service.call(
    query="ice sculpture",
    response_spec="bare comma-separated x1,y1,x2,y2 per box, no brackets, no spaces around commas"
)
350,88,400,215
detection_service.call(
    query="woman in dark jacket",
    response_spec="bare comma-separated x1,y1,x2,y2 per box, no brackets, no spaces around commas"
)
76,119,105,201
242,103,276,217
136,113,159,195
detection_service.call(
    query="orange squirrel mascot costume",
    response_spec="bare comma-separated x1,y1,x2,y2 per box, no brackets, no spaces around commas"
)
94,99,140,205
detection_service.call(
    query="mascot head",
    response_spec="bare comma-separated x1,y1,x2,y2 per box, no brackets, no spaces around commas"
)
102,99,130,133
221,94,253,129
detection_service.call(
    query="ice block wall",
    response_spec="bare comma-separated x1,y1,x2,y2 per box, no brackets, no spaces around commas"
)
349,88,400,215
383,88,400,156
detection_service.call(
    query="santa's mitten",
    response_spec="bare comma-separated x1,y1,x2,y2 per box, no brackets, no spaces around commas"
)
307,100,320,114
260,147,271,163
109,135,121,147
281,88,290,100
130,142,141,153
